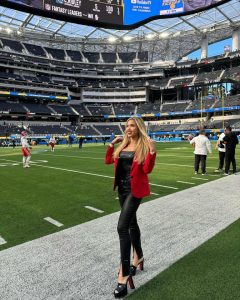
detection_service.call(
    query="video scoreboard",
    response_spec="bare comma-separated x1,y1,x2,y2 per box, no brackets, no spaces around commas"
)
2,0,229,29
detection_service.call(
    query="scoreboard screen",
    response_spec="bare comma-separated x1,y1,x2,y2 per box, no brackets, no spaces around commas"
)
2,0,230,30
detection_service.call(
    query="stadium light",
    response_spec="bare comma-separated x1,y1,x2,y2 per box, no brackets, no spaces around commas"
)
108,36,117,43
173,32,181,37
146,33,156,40
159,32,169,38
6,28,12,34
123,36,133,42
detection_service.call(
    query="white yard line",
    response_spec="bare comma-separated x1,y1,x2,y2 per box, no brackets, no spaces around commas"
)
43,217,64,227
0,158,178,190
191,177,209,181
84,206,104,213
156,162,216,169
0,236,7,246
36,164,179,190
150,192,160,195
177,181,195,185
149,183,178,190
34,164,115,179
208,174,221,177
43,154,103,160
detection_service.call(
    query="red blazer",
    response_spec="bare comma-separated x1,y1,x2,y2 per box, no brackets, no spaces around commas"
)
105,145,156,198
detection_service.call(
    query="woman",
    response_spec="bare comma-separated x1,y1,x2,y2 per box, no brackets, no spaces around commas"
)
105,117,156,298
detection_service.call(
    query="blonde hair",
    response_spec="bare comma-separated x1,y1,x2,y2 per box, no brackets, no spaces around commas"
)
113,117,150,164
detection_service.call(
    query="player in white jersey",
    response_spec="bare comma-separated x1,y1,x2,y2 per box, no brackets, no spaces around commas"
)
49,136,56,152
21,131,31,168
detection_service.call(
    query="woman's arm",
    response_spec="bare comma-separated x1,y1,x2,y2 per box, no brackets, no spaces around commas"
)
105,144,114,164
105,136,123,164
143,151,156,174
143,139,157,174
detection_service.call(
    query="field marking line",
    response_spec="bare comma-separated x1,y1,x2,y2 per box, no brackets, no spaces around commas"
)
156,162,216,169
0,158,205,191
24,153,221,171
34,164,115,179
43,217,64,227
0,158,21,163
0,236,7,245
43,154,103,160
84,206,104,213
150,192,159,195
177,181,195,185
34,164,179,190
149,183,178,190
191,177,209,181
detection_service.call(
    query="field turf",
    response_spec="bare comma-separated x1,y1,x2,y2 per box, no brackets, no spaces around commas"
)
0,141,239,252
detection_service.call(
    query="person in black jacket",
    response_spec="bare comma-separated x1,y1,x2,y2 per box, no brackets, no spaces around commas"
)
223,126,239,175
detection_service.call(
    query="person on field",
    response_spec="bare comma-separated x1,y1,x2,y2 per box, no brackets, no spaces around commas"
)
223,126,239,175
49,136,56,152
215,128,226,172
21,131,32,168
105,117,156,298
188,130,212,175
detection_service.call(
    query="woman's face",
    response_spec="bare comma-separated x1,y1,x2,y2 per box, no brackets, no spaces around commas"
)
125,119,139,139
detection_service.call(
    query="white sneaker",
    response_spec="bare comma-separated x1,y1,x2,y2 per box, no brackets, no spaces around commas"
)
194,171,198,175
223,173,229,176
202,173,207,176
26,164,30,168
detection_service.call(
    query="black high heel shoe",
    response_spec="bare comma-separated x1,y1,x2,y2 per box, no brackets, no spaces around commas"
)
130,258,144,276
113,276,135,298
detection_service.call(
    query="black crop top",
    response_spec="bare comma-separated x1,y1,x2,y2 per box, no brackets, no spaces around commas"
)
116,151,135,183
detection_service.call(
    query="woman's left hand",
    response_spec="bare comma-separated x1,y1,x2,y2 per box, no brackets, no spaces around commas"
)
148,139,156,154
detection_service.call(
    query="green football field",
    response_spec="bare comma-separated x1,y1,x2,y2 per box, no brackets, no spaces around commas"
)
0,141,240,299
0,141,239,250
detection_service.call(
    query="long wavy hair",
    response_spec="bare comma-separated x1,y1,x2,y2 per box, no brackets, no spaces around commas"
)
113,117,150,164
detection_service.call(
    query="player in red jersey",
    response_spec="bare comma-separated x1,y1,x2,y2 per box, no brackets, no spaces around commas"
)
21,131,32,168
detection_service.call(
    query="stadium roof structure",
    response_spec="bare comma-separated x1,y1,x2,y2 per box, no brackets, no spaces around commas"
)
0,0,240,61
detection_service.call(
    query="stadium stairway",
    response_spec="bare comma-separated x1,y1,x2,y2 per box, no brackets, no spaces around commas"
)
0,174,240,299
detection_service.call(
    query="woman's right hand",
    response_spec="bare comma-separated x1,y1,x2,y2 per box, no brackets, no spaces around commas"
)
111,136,123,145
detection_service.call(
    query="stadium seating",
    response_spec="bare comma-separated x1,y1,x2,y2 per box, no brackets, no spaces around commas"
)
94,125,122,135
1,39,24,53
86,105,113,116
102,53,117,63
162,102,189,113
29,125,69,135
70,105,91,116
118,52,136,63
82,52,100,63
48,105,77,115
45,47,66,60
24,43,47,57
113,103,136,115
136,102,160,114
0,101,27,113
137,51,149,62
66,50,84,62
24,103,53,115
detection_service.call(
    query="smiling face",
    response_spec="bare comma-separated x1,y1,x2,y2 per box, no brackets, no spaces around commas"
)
125,119,139,139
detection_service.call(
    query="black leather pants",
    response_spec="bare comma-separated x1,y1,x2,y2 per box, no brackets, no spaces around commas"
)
117,179,143,277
